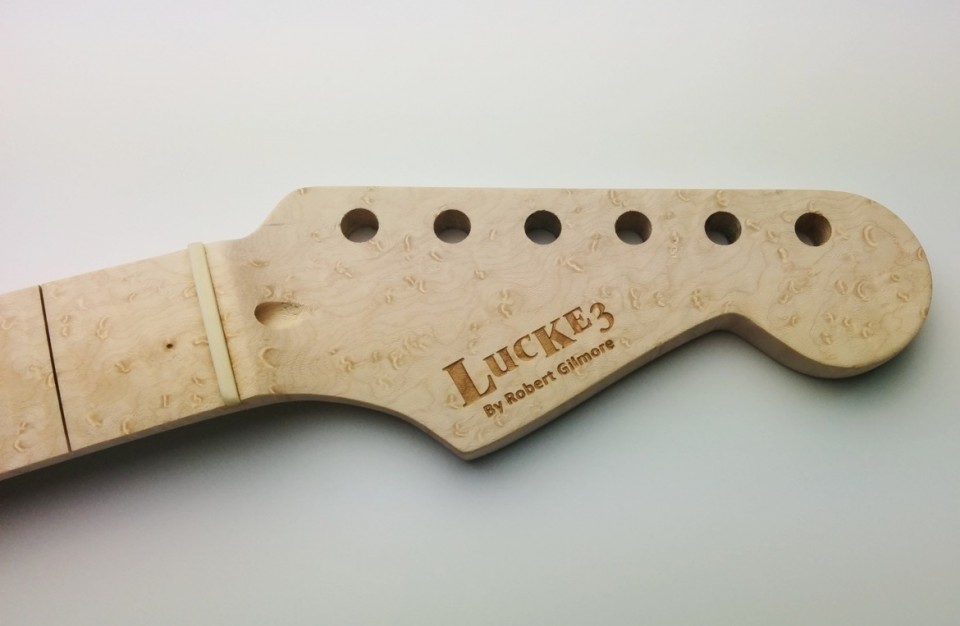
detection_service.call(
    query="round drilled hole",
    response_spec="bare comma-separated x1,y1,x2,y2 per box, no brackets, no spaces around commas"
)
705,211,741,245
340,208,378,242
616,211,652,244
524,210,561,244
795,212,831,246
434,209,471,243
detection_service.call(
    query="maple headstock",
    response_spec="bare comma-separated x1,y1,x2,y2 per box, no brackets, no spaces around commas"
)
203,187,931,458
0,186,932,478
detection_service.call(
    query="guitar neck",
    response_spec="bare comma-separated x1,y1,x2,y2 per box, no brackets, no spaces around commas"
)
0,187,932,479
1,252,233,476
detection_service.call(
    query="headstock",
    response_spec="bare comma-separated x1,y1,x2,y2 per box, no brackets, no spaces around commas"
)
207,187,931,458
0,187,932,477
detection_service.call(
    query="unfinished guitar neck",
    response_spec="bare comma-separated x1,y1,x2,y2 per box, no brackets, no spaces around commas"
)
0,188,932,479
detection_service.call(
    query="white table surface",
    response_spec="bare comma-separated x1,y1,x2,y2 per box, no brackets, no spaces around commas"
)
2,1,958,624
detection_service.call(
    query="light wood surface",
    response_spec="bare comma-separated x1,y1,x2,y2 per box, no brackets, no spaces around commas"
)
41,252,230,456
0,288,69,474
0,188,933,479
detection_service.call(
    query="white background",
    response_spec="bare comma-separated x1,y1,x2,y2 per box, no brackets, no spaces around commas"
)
1,1,958,624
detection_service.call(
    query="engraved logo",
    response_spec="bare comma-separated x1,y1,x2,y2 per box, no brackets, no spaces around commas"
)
442,302,614,407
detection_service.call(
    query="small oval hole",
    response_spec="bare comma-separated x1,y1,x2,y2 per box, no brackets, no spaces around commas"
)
795,212,831,246
340,208,378,242
434,209,471,243
705,211,741,245
525,210,561,244
254,301,305,329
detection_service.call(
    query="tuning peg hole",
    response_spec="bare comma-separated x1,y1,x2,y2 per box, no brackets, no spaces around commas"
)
341,208,379,242
795,212,831,246
525,210,561,244
434,209,471,243
616,211,652,244
705,211,741,245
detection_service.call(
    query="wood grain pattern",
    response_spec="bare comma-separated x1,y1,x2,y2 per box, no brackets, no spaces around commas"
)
0,288,69,475
42,251,228,452
0,187,933,479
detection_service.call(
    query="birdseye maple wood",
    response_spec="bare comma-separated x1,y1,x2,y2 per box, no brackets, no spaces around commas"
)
0,188,933,479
